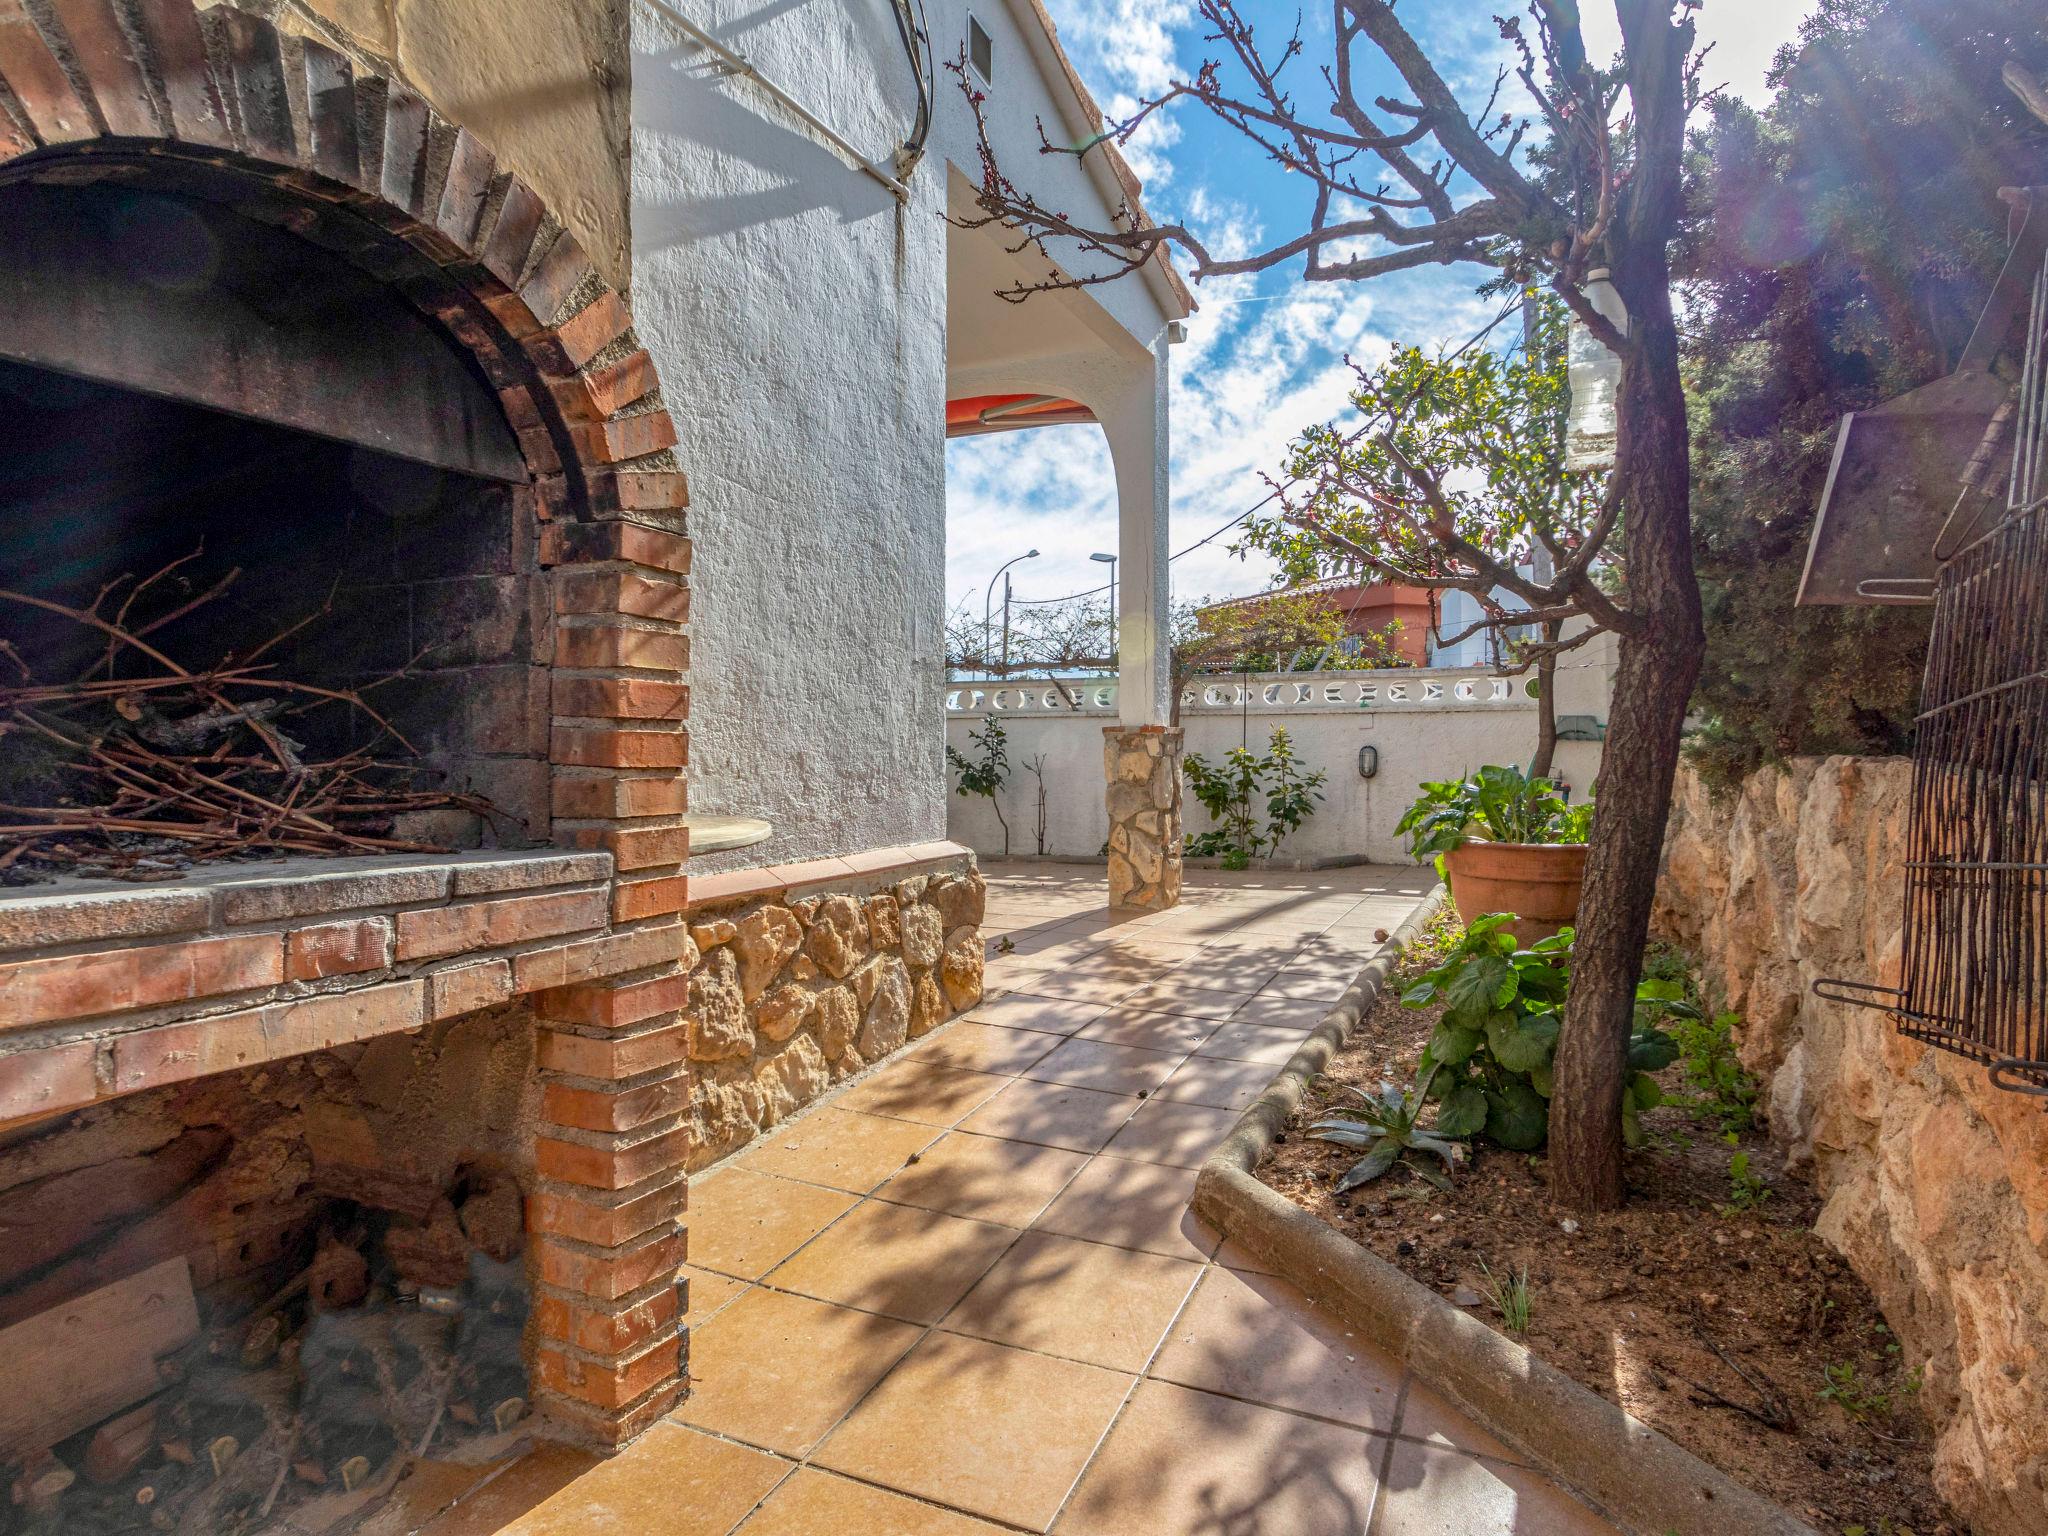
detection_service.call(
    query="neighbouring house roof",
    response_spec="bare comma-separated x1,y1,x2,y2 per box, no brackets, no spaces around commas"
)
1005,0,1196,321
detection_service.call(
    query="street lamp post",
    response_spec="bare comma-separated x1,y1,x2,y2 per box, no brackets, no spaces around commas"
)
984,549,1038,676
1090,552,1118,666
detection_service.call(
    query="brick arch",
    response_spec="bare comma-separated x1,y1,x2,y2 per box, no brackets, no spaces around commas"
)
0,0,682,528
1,2,697,1450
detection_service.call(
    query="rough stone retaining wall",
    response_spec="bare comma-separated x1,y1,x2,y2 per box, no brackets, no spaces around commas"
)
1655,756,2048,1536
680,849,986,1169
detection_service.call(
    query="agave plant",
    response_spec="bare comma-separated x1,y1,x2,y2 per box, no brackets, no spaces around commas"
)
1308,1062,1466,1192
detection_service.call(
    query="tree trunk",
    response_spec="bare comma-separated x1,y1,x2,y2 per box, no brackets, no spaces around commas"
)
1546,246,1703,1211
1528,619,1562,779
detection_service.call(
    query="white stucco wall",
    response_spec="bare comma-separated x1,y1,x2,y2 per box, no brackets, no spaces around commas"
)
946,645,1617,864
628,0,1182,868
630,0,950,868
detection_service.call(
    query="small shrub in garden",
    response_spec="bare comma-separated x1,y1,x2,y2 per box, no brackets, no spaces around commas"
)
1307,1068,1464,1192
1634,948,1760,1133
1724,1145,1771,1211
1478,1261,1533,1335
1395,764,1592,860
1184,727,1326,867
1400,916,1678,1152
946,717,1012,854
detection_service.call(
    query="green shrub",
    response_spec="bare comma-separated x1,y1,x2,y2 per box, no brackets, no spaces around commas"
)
1401,917,1677,1151
1184,727,1326,866
1395,765,1591,861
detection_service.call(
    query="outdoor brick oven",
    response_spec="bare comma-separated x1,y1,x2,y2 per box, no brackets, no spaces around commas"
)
0,0,695,1516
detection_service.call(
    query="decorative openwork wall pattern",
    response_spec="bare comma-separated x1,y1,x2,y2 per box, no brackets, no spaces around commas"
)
1884,231,2048,1093
945,668,1538,717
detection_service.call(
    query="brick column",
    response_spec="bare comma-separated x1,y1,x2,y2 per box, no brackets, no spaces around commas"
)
1103,725,1184,910
531,499,695,1446
529,962,695,1445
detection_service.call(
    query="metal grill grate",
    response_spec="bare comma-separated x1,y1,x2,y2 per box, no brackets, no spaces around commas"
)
1819,211,2048,1096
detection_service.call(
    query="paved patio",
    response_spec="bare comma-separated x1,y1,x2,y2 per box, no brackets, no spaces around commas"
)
412,863,1619,1535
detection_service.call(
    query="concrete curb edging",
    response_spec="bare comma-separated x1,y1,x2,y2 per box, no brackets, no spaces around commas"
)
1191,885,1819,1536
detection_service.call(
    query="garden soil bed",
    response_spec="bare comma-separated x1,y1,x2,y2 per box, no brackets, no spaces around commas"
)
1257,935,1959,1536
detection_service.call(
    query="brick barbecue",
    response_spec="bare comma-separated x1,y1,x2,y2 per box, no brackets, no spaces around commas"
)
0,0,701,1505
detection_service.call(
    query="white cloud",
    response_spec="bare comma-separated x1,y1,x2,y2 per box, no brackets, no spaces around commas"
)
1041,0,1194,188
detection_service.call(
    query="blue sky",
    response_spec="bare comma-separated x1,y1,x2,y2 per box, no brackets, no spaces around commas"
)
944,0,1819,624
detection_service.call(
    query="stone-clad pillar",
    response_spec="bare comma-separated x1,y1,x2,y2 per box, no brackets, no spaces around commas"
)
1104,725,1184,910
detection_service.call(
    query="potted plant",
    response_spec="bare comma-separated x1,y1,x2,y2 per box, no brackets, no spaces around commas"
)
1396,765,1593,943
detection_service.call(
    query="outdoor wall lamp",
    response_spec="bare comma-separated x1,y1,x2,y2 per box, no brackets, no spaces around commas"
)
1358,744,1379,779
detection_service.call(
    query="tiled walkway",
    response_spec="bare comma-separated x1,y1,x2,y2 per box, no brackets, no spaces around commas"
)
416,864,1621,1536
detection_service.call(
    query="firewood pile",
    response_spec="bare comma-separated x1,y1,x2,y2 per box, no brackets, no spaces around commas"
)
0,557,497,883
1,1164,532,1536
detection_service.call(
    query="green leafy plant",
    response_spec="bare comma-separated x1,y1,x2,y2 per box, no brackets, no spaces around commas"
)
1395,765,1590,862
1478,1261,1533,1335
1818,1361,1903,1423
1307,1064,1465,1192
1402,918,1677,1152
1725,1146,1771,1211
1633,950,1759,1134
946,717,1011,855
1262,729,1324,851
1184,728,1328,867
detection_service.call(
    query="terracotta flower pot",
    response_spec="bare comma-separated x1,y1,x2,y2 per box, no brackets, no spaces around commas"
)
1441,840,1587,947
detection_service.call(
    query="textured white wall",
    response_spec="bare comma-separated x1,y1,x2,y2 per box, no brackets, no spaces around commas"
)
946,650,1617,864
630,0,949,869
628,0,1180,870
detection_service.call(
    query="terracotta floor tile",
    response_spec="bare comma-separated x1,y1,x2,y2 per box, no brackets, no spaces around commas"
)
488,1423,787,1536
908,1022,1062,1075
1161,959,1286,996
1020,1037,1186,1096
1031,1155,1222,1264
1154,1055,1279,1112
1107,980,1247,1020
1071,1006,1221,1054
737,1108,942,1192
812,1331,1135,1530
1214,1238,1281,1276
1231,994,1336,1030
688,1167,859,1279
874,1130,1092,1228
1257,971,1357,1002
1395,1377,1529,1465
941,1229,1202,1371
957,1078,1139,1153
368,1459,506,1535
735,1468,1011,1535
1149,1267,1403,1433
676,1287,924,1455
834,1060,1010,1126
1055,1380,1382,1536
1195,1020,1316,1066
1099,1097,1240,1169
1370,1440,1621,1535
967,993,1112,1035
682,1265,748,1329
1018,962,1174,1001
765,1197,1018,1323
414,1446,607,1536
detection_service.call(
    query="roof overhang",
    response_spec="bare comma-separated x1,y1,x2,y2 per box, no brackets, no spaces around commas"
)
1001,0,1195,324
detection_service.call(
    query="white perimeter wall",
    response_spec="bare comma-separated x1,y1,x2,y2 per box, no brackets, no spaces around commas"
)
946,648,1616,865
630,0,949,869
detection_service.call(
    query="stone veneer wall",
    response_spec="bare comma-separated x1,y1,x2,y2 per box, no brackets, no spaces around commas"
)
679,852,987,1170
1654,756,2048,1535
1103,726,1183,910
